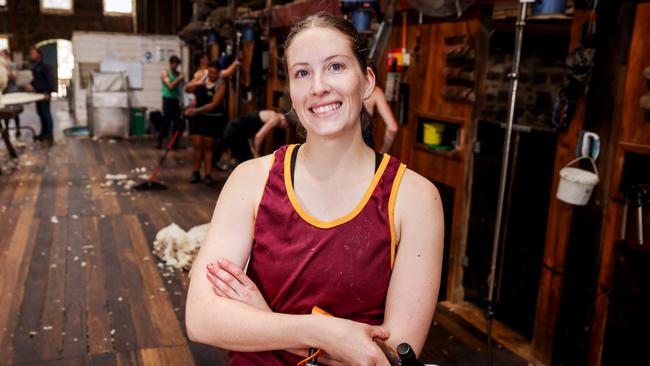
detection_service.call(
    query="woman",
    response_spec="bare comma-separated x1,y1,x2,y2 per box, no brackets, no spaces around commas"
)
363,85,399,154
185,13,444,365
184,61,226,185
192,51,210,84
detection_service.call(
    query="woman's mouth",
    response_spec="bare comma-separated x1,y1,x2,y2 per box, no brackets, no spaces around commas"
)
309,102,342,116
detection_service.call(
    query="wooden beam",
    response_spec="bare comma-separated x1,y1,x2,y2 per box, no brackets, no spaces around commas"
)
588,2,650,364
530,9,592,363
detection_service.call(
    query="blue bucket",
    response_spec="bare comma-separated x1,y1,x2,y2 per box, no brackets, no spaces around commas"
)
351,9,372,32
532,0,566,15
242,26,255,42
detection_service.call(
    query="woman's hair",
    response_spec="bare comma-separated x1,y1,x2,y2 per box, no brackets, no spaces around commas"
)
284,12,370,72
208,60,222,71
283,12,373,138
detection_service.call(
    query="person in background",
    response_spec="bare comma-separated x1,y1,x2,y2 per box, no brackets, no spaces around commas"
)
25,47,55,144
192,51,210,84
363,85,399,154
190,51,240,87
159,55,184,149
184,61,227,186
0,49,21,139
214,110,288,167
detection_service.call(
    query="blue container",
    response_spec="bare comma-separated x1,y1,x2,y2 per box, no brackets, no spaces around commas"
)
532,0,567,15
242,26,255,42
351,9,372,32
207,31,219,45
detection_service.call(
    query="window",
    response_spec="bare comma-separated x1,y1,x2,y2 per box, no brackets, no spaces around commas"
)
104,0,132,15
0,36,9,52
41,0,73,14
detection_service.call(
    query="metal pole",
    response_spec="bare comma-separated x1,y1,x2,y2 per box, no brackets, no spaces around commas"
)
485,1,533,365
235,31,242,117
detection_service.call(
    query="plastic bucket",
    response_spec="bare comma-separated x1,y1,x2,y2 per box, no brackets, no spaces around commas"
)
351,10,372,32
423,123,445,146
532,0,567,16
556,157,599,206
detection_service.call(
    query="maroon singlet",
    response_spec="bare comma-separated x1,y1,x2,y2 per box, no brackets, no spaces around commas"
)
229,144,406,365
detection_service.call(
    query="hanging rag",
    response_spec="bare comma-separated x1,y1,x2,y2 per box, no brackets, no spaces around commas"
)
551,43,596,131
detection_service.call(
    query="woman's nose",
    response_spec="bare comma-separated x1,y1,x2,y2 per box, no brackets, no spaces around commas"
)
310,72,330,96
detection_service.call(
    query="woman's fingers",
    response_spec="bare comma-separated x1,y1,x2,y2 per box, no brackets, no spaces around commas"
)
211,284,226,297
370,326,390,341
206,268,240,299
216,258,255,288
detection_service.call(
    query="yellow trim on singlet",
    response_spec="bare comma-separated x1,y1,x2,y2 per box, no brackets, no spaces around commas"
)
388,164,407,270
252,154,276,241
284,144,390,229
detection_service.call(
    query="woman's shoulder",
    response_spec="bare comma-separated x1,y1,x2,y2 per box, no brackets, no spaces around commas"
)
227,154,275,187
396,167,441,212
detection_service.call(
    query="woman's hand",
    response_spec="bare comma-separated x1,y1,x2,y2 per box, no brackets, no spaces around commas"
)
313,315,391,366
206,258,271,312
184,107,196,117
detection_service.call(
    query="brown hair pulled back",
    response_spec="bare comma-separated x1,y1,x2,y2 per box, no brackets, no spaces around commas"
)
283,12,373,138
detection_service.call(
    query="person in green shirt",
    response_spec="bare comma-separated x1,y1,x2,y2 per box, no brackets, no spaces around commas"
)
158,55,185,149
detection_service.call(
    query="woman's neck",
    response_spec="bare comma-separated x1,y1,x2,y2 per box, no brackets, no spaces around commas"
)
299,128,374,182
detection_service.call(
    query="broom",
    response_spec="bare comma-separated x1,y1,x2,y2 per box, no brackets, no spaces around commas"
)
134,130,181,190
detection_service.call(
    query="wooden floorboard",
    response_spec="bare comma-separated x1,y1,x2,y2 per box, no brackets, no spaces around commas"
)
0,136,529,365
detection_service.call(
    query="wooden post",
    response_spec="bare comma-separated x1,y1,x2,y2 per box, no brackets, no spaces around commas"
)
530,9,591,363
587,2,650,364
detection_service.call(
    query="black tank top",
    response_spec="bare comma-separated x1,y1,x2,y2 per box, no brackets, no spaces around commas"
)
195,79,225,117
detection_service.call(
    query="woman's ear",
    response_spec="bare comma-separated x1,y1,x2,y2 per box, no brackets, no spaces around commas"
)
363,66,376,100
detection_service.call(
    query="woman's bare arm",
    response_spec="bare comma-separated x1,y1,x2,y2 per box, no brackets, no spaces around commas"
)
185,157,392,364
373,88,399,154
219,60,240,78
381,169,444,355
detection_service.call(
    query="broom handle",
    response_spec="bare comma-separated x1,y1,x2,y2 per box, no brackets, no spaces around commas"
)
148,130,181,182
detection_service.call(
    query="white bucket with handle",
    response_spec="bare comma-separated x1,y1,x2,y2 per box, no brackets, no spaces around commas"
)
556,156,599,206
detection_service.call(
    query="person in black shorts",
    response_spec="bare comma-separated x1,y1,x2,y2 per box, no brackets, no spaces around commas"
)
213,110,289,169
217,110,288,164
184,61,227,185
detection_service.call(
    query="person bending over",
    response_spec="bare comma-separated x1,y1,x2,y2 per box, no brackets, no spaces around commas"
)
215,110,289,164
184,61,226,186
185,13,443,365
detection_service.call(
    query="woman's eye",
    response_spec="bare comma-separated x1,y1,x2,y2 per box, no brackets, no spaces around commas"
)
295,69,309,78
330,63,345,71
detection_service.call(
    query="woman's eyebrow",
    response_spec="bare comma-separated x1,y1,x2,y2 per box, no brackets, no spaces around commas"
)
288,54,350,70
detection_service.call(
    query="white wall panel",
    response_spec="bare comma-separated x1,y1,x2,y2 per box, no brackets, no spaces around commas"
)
72,31,186,125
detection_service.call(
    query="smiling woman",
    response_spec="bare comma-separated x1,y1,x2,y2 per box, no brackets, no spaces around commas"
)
185,12,444,366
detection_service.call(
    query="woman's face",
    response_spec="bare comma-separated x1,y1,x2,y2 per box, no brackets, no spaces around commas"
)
208,66,219,81
286,27,374,139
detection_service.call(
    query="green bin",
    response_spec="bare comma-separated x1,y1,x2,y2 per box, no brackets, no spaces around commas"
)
131,108,146,136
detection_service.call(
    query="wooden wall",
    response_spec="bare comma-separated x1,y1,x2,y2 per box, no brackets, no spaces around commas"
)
588,2,650,364
375,11,481,304
530,9,591,362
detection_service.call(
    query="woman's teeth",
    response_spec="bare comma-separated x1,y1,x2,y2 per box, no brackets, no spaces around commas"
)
311,102,341,114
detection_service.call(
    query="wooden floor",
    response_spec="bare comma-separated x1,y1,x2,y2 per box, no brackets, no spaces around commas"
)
0,136,528,366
